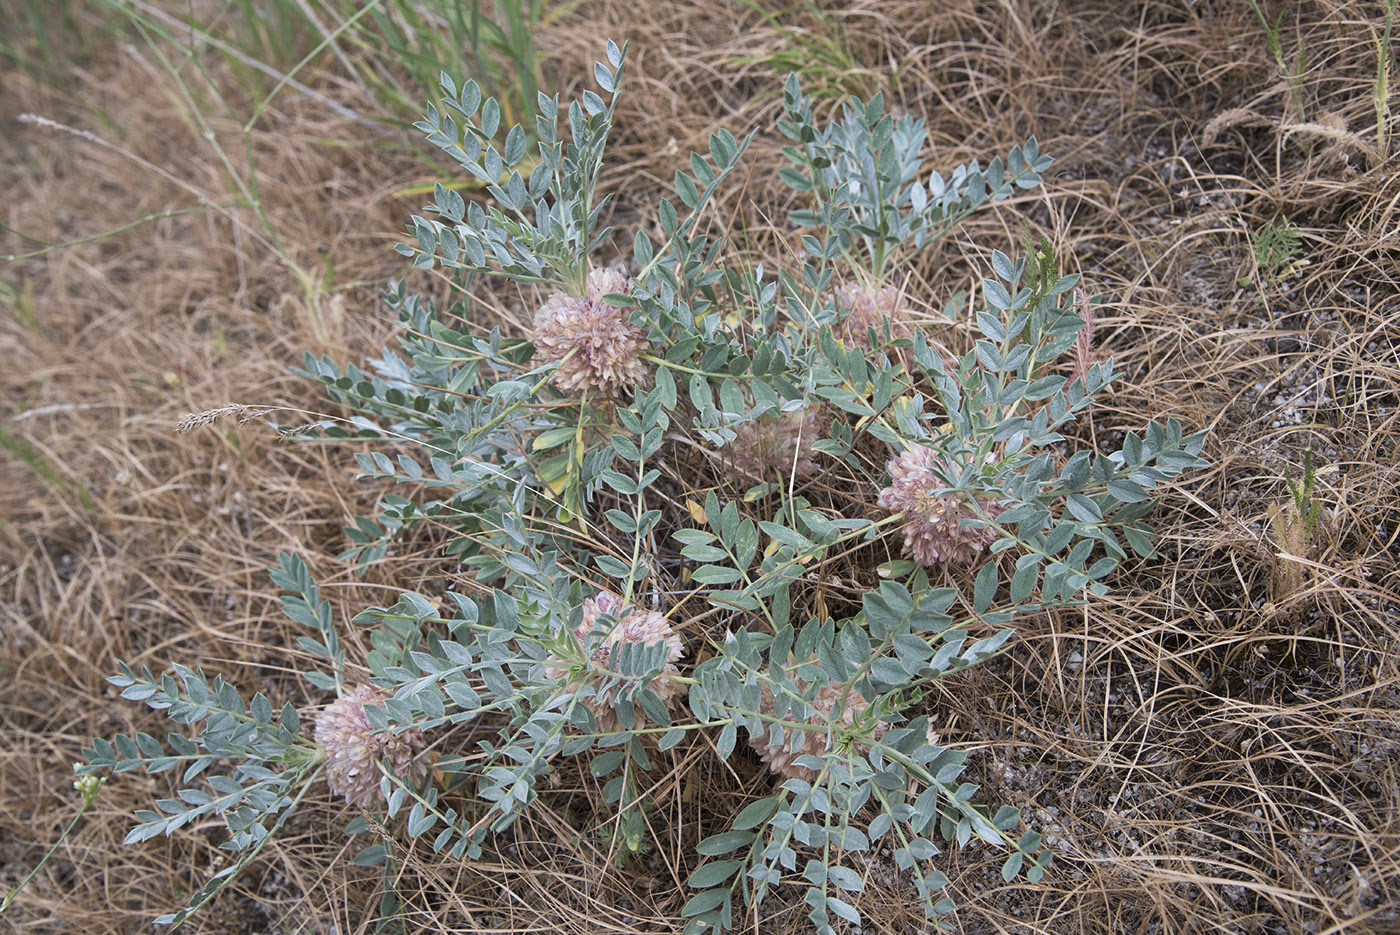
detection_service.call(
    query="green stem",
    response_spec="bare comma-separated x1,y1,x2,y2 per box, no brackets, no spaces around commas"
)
640,354,732,379
874,742,1017,849
165,764,322,925
401,347,576,456
0,208,215,261
0,796,94,914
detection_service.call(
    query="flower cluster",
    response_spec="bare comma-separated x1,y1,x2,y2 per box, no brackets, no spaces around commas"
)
314,684,428,807
726,404,826,481
750,677,888,782
834,282,914,350
877,444,1001,567
543,591,687,731
533,266,650,394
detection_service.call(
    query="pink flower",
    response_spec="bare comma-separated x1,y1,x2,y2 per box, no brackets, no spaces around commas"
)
533,266,650,394
543,592,686,732
726,404,826,481
749,677,887,782
314,684,428,807
877,444,1000,566
834,282,914,350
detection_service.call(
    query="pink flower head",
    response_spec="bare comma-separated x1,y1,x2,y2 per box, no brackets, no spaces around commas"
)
727,404,826,481
533,266,650,394
750,677,888,782
314,684,428,807
877,444,1000,566
834,282,914,351
543,591,686,731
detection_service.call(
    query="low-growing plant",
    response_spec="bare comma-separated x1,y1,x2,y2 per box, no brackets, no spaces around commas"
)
1247,0,1309,118
0,775,103,917
1246,216,1308,294
1265,446,1334,611
77,40,1208,933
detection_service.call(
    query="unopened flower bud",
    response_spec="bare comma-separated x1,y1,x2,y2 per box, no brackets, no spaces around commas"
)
834,282,914,351
543,592,686,732
726,404,826,481
749,677,887,782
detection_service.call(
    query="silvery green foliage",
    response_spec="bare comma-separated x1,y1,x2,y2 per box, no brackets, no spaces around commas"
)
403,40,628,291
75,557,326,927
777,74,1052,281
82,40,1208,933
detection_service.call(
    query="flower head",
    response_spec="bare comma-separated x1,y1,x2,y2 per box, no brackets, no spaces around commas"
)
834,282,914,351
73,773,105,806
877,444,1000,566
543,592,687,731
749,676,887,782
314,684,428,807
533,266,650,394
726,404,827,481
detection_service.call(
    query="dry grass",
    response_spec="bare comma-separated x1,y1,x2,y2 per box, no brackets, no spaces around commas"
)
2,0,1398,933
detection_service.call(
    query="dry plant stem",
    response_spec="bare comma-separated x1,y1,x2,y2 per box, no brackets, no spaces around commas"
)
1375,0,1396,162
15,115,281,258
0,207,215,262
120,36,332,343
19,101,329,342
